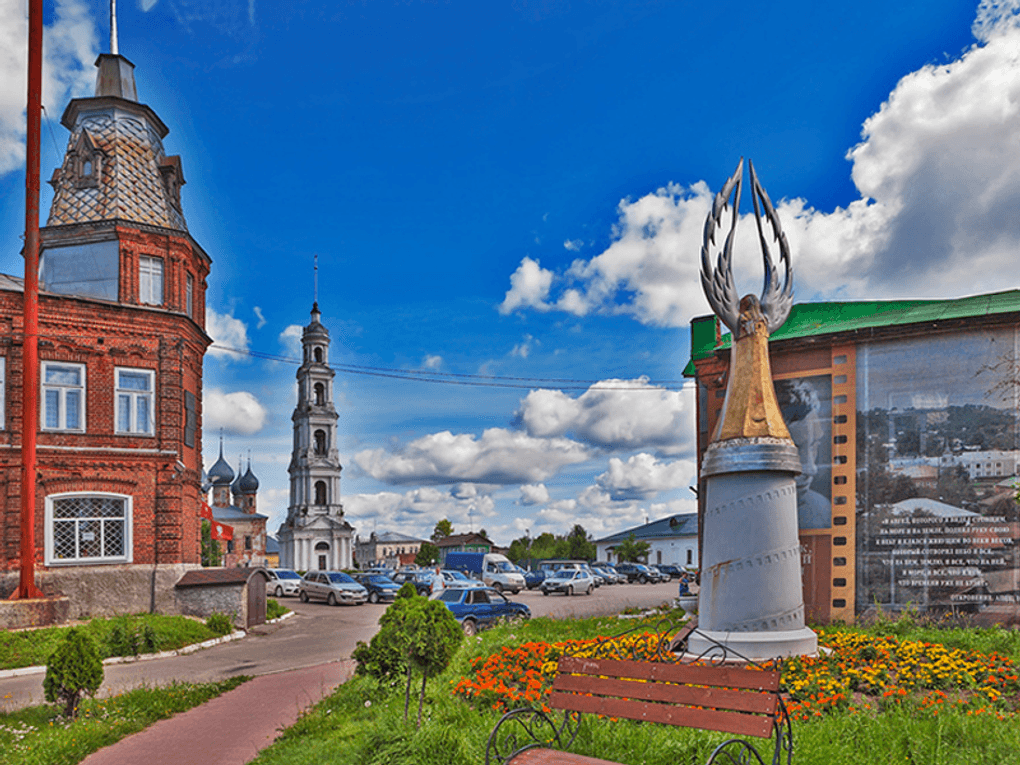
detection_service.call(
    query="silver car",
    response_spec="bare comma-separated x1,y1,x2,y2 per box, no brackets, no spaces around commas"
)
265,568,302,598
299,571,368,606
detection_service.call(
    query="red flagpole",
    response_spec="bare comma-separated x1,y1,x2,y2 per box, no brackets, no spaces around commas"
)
14,0,45,600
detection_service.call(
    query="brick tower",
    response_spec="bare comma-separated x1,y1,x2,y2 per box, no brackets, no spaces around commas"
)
0,49,212,616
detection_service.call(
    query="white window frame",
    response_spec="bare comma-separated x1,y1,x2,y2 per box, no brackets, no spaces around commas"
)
41,361,85,432
115,367,155,435
45,492,133,565
185,272,194,317
139,256,164,306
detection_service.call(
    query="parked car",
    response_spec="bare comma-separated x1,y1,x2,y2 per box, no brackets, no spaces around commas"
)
265,568,302,598
592,564,624,585
440,569,475,588
655,564,685,579
581,565,604,587
390,569,436,596
434,585,531,636
352,573,401,604
299,571,368,605
540,568,596,596
613,562,659,583
524,569,546,589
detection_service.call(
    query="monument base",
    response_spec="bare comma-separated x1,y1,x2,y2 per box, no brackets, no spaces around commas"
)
688,626,818,662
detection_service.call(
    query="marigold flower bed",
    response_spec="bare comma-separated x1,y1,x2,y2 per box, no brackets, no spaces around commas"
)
452,626,1020,723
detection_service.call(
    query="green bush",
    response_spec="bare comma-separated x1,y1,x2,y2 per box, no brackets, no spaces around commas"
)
205,612,234,636
267,598,288,620
43,628,104,718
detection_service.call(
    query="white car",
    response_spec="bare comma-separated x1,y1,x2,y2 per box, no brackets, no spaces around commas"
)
540,568,596,596
265,568,302,597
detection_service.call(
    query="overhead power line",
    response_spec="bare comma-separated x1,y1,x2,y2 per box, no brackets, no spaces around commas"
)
209,344,694,392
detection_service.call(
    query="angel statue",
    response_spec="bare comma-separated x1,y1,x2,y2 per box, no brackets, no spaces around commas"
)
701,159,794,443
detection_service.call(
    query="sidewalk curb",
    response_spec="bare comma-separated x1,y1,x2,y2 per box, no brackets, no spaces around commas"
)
0,611,295,680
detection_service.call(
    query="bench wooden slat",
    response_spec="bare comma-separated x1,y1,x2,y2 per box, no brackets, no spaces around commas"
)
549,691,776,739
509,748,620,765
552,673,779,715
557,656,780,692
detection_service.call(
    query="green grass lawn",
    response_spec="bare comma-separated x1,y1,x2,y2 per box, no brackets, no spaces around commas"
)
0,677,247,765
249,611,1020,765
0,614,223,670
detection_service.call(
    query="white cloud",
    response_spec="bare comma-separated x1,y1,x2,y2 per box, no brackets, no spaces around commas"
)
207,308,251,360
516,378,695,455
502,11,1020,324
518,483,550,505
595,453,696,500
253,306,266,329
509,334,535,358
1,0,97,175
421,354,443,370
203,388,267,435
279,324,302,357
564,239,583,252
499,256,554,314
353,428,591,486
344,487,497,541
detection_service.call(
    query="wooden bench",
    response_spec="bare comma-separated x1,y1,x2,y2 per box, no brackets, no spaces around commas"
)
485,626,791,765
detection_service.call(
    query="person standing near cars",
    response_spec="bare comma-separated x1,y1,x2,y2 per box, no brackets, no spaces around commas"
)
432,566,445,595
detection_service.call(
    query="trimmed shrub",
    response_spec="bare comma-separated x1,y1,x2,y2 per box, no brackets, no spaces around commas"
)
205,612,234,636
43,628,104,718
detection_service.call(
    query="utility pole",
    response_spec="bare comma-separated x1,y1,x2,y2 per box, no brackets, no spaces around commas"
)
13,0,45,600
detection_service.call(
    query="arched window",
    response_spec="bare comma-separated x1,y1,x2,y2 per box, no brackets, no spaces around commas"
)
314,347,323,363
314,382,325,406
315,542,330,551
314,429,327,455
315,481,327,505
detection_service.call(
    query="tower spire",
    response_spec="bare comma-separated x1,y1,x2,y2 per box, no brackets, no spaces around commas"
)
110,0,119,55
313,253,318,309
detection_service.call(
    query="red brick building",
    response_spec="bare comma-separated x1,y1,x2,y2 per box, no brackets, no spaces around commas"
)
0,53,210,616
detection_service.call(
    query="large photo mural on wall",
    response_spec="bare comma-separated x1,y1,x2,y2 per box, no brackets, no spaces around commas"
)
856,329,1020,619
777,375,833,530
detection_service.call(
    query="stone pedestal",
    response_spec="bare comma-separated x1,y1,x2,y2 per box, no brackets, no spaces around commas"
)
689,440,817,660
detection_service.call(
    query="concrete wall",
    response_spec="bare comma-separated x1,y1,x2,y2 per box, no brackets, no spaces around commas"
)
175,583,247,627
0,562,201,623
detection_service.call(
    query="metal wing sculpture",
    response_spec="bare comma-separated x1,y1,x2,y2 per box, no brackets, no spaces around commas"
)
700,159,793,337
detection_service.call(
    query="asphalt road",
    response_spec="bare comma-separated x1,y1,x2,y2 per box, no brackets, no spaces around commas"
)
0,580,680,711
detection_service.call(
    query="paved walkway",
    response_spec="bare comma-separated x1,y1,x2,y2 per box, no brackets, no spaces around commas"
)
80,660,354,765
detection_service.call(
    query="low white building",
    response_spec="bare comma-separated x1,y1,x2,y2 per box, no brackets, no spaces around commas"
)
595,514,699,568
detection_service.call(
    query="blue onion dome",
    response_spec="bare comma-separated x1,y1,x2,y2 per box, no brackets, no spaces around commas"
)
238,464,260,493
207,450,234,485
231,461,244,495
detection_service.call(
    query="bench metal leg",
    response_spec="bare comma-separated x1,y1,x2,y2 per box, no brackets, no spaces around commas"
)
485,707,582,765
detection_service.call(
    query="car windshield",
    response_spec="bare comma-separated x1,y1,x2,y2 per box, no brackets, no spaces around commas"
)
443,571,470,581
438,590,462,602
275,569,301,580
366,575,394,585
494,560,515,572
328,572,356,584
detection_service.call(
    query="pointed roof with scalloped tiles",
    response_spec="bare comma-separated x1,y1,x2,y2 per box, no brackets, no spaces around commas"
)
47,54,187,232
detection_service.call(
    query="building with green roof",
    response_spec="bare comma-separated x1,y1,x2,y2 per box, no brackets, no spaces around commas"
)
686,289,1020,626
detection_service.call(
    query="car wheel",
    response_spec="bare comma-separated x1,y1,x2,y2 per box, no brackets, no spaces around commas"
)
462,619,477,637
638,575,648,584
275,585,284,598
566,585,573,597
327,592,337,606
368,591,379,604
493,582,503,594
299,591,309,603
543,590,549,596
587,585,593,595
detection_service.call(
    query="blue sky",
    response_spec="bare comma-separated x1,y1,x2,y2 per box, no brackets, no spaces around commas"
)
1,0,1019,547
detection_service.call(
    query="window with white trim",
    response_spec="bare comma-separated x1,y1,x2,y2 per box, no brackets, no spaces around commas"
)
46,493,132,564
139,256,164,305
42,362,85,431
115,368,154,435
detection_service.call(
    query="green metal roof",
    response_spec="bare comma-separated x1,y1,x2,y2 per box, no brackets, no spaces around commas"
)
684,289,1020,375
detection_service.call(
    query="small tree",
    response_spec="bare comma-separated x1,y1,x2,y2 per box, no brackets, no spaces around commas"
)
614,533,650,563
351,589,462,726
44,628,104,718
415,541,440,567
431,518,454,542
200,519,222,567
